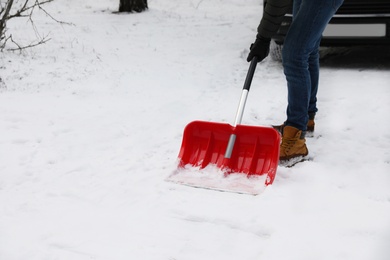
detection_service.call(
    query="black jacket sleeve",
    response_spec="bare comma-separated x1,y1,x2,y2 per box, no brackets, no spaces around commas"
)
257,0,292,39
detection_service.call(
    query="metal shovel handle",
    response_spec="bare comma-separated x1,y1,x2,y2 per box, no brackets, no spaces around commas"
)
233,56,258,126
225,57,258,159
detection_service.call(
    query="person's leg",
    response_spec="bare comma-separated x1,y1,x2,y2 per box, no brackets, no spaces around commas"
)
279,0,343,163
292,0,302,17
306,37,321,133
282,0,343,132
308,38,320,117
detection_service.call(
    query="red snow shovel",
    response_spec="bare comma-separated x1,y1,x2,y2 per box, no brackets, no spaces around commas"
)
168,58,280,194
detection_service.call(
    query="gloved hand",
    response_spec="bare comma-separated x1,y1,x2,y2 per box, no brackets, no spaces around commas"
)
247,36,271,62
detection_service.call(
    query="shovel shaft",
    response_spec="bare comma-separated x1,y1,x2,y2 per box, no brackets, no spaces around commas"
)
233,57,258,126
224,134,236,159
243,57,258,91
225,58,258,159
233,89,249,127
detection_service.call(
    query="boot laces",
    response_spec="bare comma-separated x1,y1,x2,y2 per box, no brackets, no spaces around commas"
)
281,137,298,152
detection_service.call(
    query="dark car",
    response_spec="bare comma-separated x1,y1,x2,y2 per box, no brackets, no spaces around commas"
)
266,0,390,60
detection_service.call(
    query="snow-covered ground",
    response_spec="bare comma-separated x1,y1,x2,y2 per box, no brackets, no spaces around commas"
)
1,0,390,259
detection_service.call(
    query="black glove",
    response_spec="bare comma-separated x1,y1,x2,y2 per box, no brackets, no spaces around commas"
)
247,36,271,62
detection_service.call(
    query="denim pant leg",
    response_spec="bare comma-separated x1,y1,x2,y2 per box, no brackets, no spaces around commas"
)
308,38,320,117
282,0,343,131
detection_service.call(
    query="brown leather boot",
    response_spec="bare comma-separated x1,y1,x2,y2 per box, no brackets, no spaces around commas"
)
272,119,315,135
307,119,315,132
279,126,308,162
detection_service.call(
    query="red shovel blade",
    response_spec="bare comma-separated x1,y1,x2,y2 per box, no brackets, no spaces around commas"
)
177,121,280,185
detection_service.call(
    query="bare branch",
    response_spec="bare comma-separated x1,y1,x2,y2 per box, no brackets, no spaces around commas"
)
36,0,73,25
1,0,71,51
7,0,54,20
7,33,51,51
0,0,14,32
7,0,33,20
0,35,11,50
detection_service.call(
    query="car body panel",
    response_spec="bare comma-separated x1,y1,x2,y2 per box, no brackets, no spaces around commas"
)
266,0,390,46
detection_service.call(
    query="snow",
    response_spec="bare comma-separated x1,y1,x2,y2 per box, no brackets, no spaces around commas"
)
1,0,390,259
168,165,269,195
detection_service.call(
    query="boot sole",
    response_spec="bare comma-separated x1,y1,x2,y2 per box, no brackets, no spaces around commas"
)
279,155,311,168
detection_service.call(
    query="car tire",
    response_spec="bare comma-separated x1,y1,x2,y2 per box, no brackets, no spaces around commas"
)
270,40,283,62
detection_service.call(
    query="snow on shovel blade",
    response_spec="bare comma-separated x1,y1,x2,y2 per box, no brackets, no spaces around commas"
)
168,164,270,195
167,121,280,194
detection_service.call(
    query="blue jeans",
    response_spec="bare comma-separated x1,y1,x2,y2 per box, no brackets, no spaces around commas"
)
282,0,344,131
